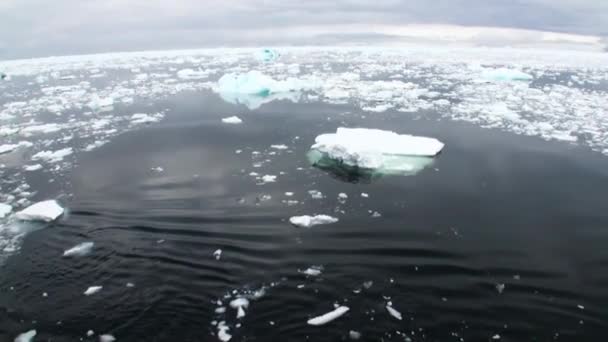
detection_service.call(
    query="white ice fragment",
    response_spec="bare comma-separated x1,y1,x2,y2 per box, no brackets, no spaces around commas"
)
230,297,250,318
14,330,36,342
217,322,231,341
221,116,243,124
0,203,12,218
177,68,209,79
126,282,135,288
32,147,73,163
349,330,362,340
492,334,501,340
99,334,116,342
496,283,505,294
24,164,43,171
260,175,277,183
386,305,402,320
284,192,294,197
16,200,64,222
308,190,324,199
87,330,94,337
84,286,103,296
361,193,369,198
131,113,161,124
482,68,533,82
0,144,19,154
63,242,94,257
289,215,338,228
307,306,350,326
213,249,222,260
338,193,348,200
270,144,288,150
300,266,323,277
87,95,114,110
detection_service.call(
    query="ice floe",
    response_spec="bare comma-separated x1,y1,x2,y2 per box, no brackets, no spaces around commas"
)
221,116,243,124
15,200,64,222
386,303,403,320
307,306,350,326
481,67,533,82
63,242,94,257
0,203,12,218
99,334,116,342
32,148,73,163
289,215,338,228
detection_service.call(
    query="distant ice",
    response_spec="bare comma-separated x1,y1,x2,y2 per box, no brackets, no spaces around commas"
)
221,116,243,124
289,215,338,228
99,334,116,342
299,266,323,276
177,68,209,79
260,175,277,183
307,306,349,326
87,95,114,110
308,190,324,199
482,68,533,82
63,242,94,257
83,286,103,296
14,329,36,342
255,48,280,63
230,297,250,319
349,330,362,340
32,147,73,163
131,113,162,124
213,249,222,260
217,321,232,341
16,200,64,222
270,144,288,150
23,164,43,171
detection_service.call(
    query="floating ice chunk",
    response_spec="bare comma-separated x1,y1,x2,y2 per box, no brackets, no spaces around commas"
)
284,192,294,197
177,68,209,79
270,144,288,150
213,249,222,260
308,190,324,199
386,304,402,320
289,215,338,228
131,113,161,124
310,128,442,176
217,70,309,96
87,330,94,337
222,116,243,124
300,266,323,277
63,242,94,257
0,203,12,218
260,175,277,183
349,330,362,340
0,127,19,136
255,48,280,63
84,286,103,296
99,334,116,342
492,334,501,340
482,68,533,82
24,164,43,171
230,297,250,319
87,95,114,110
217,321,231,341
0,144,19,154
16,200,64,222
307,306,349,326
21,123,63,136
32,147,73,163
14,329,36,342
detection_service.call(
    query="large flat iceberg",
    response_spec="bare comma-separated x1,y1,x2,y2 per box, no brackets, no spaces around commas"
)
309,128,443,177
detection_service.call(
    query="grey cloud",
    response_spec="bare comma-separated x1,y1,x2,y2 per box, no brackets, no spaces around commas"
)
0,0,606,59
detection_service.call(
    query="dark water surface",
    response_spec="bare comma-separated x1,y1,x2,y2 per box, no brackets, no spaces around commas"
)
1,91,608,341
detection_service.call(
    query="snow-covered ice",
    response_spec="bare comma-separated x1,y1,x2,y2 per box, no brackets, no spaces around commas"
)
289,215,338,228
63,242,94,257
15,200,64,222
84,286,103,296
307,306,350,326
221,116,243,124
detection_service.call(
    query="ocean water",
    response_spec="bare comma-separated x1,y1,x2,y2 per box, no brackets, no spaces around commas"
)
1,47,608,341
1,89,608,341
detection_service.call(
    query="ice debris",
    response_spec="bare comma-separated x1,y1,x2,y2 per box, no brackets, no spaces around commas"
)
87,95,114,110
217,70,310,96
0,203,12,218
482,67,533,82
177,68,209,79
84,286,103,296
307,306,350,326
213,249,222,260
217,321,232,341
229,297,250,319
14,330,36,342
63,242,94,257
32,148,73,163
221,116,243,124
349,330,362,340
299,266,323,277
289,215,338,228
386,303,403,320
15,200,64,222
131,113,162,124
99,334,116,342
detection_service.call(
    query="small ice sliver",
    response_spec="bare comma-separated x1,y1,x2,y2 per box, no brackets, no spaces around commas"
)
63,242,94,257
307,306,350,326
386,304,402,320
15,200,64,222
84,286,103,296
14,329,36,342
289,215,338,228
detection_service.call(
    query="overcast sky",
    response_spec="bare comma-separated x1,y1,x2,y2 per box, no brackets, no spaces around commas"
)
1,0,607,59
